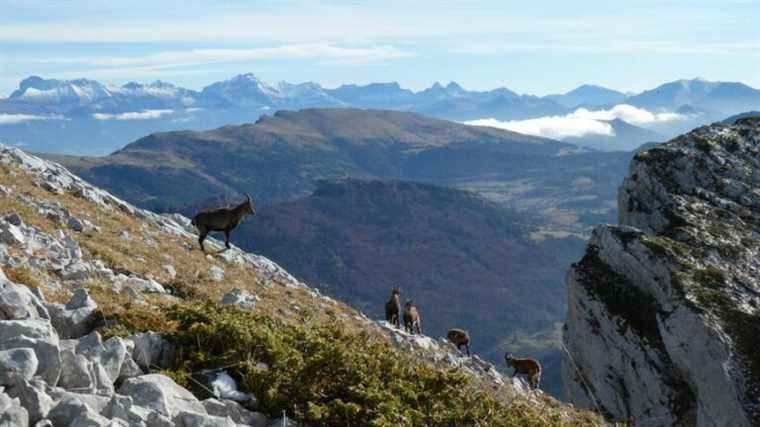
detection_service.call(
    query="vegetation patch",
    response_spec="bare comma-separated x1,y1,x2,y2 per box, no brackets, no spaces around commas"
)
641,235,692,259
574,247,664,348
163,301,603,427
692,267,727,288
693,285,760,408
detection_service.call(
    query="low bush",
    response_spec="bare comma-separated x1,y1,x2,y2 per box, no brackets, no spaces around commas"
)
164,301,599,426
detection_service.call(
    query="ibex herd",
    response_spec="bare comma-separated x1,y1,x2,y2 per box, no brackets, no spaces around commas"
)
384,288,542,390
191,198,542,390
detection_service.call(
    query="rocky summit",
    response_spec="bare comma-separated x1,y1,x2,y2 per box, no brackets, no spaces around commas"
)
563,117,760,425
0,144,603,425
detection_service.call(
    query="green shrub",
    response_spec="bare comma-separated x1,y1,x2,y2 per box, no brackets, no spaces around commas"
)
164,301,598,426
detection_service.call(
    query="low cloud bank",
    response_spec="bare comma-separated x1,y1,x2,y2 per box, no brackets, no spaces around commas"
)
575,104,684,125
0,113,63,125
93,109,174,120
469,116,614,139
467,104,686,139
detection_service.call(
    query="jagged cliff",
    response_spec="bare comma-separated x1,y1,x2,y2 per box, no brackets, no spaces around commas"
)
563,117,760,426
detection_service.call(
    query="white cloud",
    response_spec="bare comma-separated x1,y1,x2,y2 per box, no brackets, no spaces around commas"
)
0,113,62,125
85,45,415,68
467,116,614,140
569,104,686,125
466,104,686,139
92,109,174,121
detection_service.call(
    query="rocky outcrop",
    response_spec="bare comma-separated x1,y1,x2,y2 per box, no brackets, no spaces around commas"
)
563,118,760,426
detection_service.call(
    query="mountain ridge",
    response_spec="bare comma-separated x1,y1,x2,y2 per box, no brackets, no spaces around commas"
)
5,75,758,119
48,108,630,236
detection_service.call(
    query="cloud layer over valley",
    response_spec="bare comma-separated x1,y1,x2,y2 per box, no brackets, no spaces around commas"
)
466,104,686,139
92,109,175,121
0,113,64,125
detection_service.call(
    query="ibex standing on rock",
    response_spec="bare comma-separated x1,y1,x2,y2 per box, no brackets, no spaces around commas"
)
505,353,541,389
403,300,422,335
385,288,401,328
191,194,256,252
447,329,471,356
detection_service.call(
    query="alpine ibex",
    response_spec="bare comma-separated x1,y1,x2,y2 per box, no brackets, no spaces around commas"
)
403,300,422,334
191,194,255,252
505,353,541,389
385,288,401,328
447,329,471,356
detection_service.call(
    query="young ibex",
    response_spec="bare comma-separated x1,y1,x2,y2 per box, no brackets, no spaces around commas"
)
447,328,471,356
505,353,541,389
385,288,401,328
403,300,422,334
191,194,256,252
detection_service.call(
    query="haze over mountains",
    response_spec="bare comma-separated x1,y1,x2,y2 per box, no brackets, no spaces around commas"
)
2,74,758,154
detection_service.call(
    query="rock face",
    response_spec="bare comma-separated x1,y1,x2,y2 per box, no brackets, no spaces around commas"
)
563,118,760,426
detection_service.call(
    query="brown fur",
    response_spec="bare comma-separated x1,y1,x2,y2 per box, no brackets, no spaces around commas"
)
447,328,470,356
385,289,401,328
192,194,256,252
505,353,541,389
403,300,422,334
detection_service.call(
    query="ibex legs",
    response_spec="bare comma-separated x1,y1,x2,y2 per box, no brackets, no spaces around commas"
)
224,230,231,249
198,231,208,252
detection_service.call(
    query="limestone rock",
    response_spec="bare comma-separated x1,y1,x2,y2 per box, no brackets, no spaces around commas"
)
0,389,29,427
60,262,93,282
563,117,760,425
162,265,176,280
128,332,174,371
6,379,55,424
48,288,98,339
0,319,61,385
0,223,25,246
117,356,143,383
48,395,93,427
219,288,259,310
118,374,206,419
0,348,38,386
0,277,50,320
208,266,225,283
176,411,236,427
202,398,267,426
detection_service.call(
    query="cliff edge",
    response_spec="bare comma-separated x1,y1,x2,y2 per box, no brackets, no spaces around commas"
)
563,117,760,426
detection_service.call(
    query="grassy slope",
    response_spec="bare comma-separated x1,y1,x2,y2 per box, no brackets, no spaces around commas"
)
0,160,606,425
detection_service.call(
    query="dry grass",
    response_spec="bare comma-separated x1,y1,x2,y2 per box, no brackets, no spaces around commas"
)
4,265,43,289
0,163,365,333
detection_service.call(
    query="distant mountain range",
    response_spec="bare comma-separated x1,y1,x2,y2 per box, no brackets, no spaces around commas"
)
545,84,627,108
626,78,760,112
1,73,569,120
1,74,758,154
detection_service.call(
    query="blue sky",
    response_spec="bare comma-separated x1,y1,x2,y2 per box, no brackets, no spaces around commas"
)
1,0,758,96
